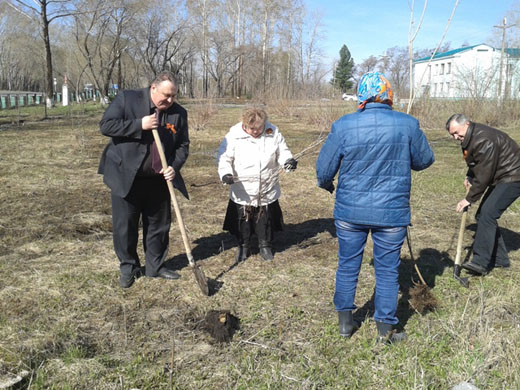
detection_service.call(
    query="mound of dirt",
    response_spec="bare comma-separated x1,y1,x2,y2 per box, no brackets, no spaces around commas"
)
409,284,438,314
203,310,240,343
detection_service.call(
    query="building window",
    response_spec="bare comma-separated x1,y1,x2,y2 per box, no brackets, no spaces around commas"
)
435,64,439,75
446,82,450,95
441,64,445,75
447,62,451,74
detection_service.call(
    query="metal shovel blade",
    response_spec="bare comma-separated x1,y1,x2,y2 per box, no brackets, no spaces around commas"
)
453,265,469,288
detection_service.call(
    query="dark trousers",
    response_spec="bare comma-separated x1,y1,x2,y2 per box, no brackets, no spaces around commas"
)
111,177,171,277
223,200,284,248
472,181,520,268
238,205,272,247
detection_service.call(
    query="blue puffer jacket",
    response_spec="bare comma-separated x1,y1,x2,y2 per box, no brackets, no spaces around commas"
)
316,103,434,227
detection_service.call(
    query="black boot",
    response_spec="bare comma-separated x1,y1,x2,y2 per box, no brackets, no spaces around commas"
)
236,245,251,263
259,241,274,261
338,311,359,338
376,321,407,344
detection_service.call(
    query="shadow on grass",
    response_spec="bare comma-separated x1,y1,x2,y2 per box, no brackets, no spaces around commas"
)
466,223,520,251
165,217,335,267
352,222,520,331
445,224,520,271
396,248,452,328
163,218,335,295
352,247,452,331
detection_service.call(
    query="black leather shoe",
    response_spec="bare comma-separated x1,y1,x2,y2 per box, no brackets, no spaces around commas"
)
119,273,135,289
461,261,488,275
155,268,181,280
236,246,251,263
259,246,274,261
119,267,143,288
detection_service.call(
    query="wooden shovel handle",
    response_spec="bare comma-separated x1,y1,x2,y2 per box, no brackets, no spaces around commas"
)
454,189,470,266
454,208,468,266
151,128,195,267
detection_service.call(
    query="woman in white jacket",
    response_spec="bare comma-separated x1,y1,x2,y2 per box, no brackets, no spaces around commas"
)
217,107,297,262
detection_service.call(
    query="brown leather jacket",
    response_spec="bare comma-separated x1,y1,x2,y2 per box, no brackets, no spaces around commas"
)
462,122,520,203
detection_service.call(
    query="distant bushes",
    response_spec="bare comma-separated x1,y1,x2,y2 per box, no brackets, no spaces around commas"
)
408,98,520,130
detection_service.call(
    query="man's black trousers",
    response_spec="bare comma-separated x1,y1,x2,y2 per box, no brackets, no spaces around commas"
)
111,177,171,277
472,181,520,268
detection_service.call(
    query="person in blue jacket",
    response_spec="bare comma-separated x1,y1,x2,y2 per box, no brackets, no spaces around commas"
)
316,72,434,343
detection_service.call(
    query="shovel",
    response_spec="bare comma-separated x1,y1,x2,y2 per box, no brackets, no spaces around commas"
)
151,121,209,296
453,203,470,288
406,226,427,286
406,226,438,314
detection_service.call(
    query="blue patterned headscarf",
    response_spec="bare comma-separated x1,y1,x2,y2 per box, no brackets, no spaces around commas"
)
357,72,393,110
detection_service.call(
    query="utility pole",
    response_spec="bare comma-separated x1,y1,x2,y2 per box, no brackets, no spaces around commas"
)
494,17,515,99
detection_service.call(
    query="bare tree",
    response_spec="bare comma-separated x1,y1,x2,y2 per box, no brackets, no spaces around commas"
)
302,9,324,92
0,4,43,91
7,0,77,107
74,0,138,102
353,55,379,85
385,46,411,101
277,0,304,98
206,31,241,96
1,0,333,101
453,63,500,100
407,0,460,113
257,0,281,95
136,0,192,78
187,0,216,97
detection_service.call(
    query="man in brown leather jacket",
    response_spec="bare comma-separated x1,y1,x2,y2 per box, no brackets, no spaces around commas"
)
446,114,520,275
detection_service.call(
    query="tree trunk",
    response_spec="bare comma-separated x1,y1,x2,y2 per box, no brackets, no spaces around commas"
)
41,2,54,109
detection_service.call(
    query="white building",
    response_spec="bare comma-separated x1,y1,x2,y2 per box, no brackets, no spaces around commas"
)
413,44,520,99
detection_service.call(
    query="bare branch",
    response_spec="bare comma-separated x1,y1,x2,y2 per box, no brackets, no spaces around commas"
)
408,0,460,113
6,1,35,20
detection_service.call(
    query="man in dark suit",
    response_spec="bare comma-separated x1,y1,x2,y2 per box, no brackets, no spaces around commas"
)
98,71,190,288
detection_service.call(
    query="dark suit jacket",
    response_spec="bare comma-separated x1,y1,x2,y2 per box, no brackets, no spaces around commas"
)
98,88,190,199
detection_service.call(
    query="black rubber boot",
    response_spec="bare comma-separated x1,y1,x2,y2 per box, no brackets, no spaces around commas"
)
376,321,407,344
259,241,274,261
236,245,251,263
338,311,358,338
236,213,252,263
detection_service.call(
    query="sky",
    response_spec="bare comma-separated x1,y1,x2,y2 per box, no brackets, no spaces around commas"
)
305,0,519,69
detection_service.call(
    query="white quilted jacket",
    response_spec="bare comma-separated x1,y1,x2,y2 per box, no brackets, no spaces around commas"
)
217,122,293,206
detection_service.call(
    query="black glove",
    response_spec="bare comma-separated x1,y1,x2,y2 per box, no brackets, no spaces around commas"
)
321,181,335,193
222,174,234,185
284,158,297,171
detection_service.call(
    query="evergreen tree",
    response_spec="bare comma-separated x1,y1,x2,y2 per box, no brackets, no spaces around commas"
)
332,45,355,92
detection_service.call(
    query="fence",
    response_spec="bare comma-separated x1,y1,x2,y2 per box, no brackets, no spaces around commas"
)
0,89,101,110
0,91,46,109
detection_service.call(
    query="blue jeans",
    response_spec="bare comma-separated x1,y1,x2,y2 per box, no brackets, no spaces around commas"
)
334,220,407,325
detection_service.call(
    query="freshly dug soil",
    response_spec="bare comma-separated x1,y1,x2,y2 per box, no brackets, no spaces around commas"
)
204,310,240,343
409,284,438,314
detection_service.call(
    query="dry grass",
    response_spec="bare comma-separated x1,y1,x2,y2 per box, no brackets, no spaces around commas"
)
1,100,520,389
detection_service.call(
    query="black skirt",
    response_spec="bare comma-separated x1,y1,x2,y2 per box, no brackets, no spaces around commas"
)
223,199,284,236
